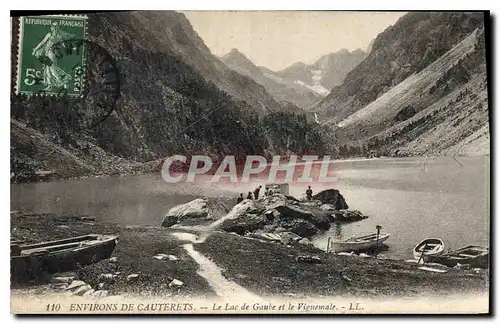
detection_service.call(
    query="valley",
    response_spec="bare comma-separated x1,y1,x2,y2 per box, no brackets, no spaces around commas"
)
10,11,490,184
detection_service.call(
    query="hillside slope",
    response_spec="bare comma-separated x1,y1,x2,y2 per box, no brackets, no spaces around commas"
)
10,11,338,182
314,12,485,121
331,26,489,157
129,11,281,112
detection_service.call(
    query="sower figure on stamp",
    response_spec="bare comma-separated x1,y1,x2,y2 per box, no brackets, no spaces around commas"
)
253,185,262,200
306,186,313,201
32,22,74,91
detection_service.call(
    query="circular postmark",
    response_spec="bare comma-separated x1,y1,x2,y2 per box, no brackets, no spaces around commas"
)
46,38,121,130
24,38,121,131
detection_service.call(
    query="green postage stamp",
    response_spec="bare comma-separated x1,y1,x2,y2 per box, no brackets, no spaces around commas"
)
15,15,88,96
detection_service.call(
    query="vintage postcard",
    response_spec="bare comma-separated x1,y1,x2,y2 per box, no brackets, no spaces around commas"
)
10,10,490,315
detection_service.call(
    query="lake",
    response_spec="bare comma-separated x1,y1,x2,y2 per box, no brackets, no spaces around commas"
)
10,156,490,259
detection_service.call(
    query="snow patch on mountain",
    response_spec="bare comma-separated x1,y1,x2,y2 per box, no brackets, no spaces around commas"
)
263,73,284,83
293,80,330,96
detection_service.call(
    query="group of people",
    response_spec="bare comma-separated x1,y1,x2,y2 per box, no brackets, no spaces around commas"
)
236,185,314,204
236,185,264,203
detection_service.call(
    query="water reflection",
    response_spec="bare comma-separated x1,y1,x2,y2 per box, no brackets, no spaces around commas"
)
10,156,489,258
333,222,342,238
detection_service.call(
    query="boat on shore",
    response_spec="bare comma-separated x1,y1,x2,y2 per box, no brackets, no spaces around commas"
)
413,238,445,260
11,234,118,281
328,232,390,253
423,245,489,268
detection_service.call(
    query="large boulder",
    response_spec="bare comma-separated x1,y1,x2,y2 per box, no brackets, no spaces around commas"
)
320,204,337,211
281,218,319,238
298,238,314,246
327,209,367,222
261,194,289,208
161,198,229,227
312,189,348,210
161,215,179,227
278,231,303,245
218,200,268,234
220,213,267,235
220,194,332,238
273,204,330,230
218,192,365,239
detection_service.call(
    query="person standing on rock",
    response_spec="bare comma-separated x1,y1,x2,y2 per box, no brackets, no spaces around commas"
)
247,191,253,200
237,193,244,204
253,185,262,200
306,186,313,200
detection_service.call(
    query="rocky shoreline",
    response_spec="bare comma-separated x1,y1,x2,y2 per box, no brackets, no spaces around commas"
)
161,190,367,245
10,212,488,300
10,188,489,300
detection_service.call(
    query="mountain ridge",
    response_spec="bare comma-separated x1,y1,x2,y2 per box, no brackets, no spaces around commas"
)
220,48,322,109
10,11,339,183
220,47,367,109
313,12,486,121
317,12,489,157
269,48,367,95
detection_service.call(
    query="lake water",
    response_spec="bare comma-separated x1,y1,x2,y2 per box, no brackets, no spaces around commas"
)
10,156,490,259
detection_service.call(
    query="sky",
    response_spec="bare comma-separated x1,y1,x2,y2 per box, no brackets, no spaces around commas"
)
183,11,406,71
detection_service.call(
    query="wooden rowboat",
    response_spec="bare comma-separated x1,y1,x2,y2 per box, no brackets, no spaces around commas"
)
423,245,489,268
413,238,445,260
328,232,390,253
11,234,118,281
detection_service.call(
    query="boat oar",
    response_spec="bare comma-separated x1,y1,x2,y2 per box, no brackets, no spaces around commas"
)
375,225,382,259
418,243,428,264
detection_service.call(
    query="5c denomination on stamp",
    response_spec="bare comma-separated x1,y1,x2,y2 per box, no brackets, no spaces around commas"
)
16,15,88,96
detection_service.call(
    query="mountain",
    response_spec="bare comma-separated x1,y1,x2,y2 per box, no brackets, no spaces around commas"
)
10,11,339,182
260,49,367,101
309,49,368,90
366,39,375,55
315,12,489,157
126,11,281,113
314,12,486,121
220,49,265,80
220,48,367,109
220,49,322,109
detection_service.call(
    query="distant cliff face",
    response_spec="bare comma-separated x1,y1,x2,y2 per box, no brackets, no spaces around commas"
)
10,11,338,182
316,12,489,157
104,11,282,113
310,49,367,89
220,49,322,109
220,48,366,109
314,12,486,121
267,49,367,97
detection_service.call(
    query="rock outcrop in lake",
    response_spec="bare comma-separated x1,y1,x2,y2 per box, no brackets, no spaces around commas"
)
221,194,366,239
161,190,367,241
311,189,349,210
161,198,229,227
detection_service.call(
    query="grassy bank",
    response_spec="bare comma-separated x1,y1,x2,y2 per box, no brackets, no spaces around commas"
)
11,212,488,298
10,212,214,297
196,232,489,298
